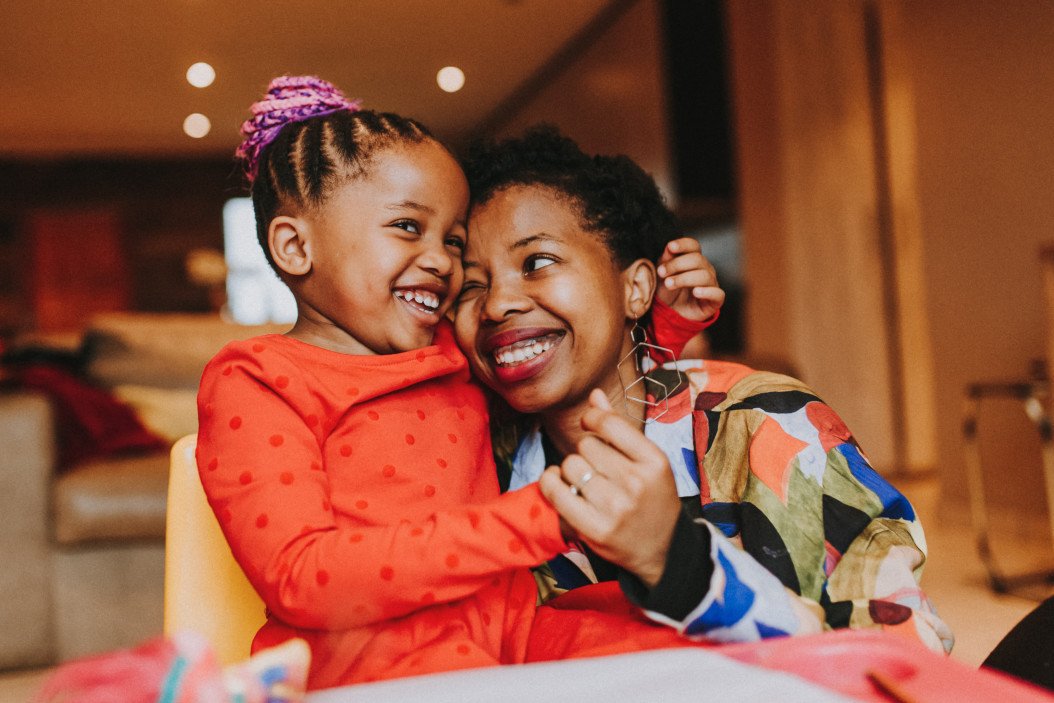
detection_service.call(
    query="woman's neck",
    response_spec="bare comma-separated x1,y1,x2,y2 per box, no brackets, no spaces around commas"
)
539,372,647,458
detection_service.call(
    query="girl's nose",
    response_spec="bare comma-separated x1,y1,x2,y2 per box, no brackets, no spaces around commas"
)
417,239,454,278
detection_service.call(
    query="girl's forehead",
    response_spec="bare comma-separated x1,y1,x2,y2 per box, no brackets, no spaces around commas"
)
346,140,466,192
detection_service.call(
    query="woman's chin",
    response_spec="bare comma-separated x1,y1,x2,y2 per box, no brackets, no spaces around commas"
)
487,377,556,415
502,394,551,415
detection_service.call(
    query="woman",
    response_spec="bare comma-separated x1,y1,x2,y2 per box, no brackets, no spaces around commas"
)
453,126,954,653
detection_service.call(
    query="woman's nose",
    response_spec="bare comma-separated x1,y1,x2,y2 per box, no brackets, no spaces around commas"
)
482,274,530,321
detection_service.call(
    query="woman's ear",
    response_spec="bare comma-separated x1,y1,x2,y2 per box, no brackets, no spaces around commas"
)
622,258,657,320
268,216,312,277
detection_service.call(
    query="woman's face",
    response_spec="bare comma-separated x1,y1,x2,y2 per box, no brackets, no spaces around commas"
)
453,185,635,414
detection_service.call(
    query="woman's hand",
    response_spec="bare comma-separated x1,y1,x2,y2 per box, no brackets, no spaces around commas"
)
538,389,682,588
655,237,725,323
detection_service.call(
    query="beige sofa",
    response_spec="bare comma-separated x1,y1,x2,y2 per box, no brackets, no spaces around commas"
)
0,313,286,669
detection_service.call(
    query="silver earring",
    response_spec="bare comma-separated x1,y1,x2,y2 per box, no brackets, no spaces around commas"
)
616,321,684,423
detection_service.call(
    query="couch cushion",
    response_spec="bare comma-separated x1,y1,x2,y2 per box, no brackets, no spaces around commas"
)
0,392,56,667
112,384,200,442
84,313,290,390
53,452,170,545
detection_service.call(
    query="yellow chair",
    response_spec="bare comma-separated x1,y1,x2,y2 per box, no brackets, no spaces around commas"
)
164,434,266,665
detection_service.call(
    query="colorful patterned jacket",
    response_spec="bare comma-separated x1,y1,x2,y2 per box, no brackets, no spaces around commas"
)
500,360,954,653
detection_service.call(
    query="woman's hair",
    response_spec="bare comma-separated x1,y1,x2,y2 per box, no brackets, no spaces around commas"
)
236,76,435,272
461,125,678,267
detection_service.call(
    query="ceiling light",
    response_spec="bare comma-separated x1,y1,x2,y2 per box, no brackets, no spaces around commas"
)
183,113,211,138
186,62,216,88
436,66,465,93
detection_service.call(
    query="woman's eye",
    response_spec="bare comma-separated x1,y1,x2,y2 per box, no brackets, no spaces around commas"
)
392,220,420,234
457,281,485,302
524,255,557,273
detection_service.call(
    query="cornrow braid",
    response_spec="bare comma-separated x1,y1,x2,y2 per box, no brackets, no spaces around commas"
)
236,76,434,274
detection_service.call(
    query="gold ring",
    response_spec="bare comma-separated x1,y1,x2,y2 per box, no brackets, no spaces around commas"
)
570,471,594,497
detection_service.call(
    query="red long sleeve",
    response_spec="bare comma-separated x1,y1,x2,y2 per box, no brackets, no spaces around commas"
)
647,297,716,362
195,325,566,687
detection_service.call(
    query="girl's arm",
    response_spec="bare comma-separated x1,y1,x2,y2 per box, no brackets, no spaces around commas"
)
647,238,723,362
196,346,566,631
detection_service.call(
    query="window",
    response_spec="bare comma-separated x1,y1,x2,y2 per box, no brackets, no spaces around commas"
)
222,198,297,325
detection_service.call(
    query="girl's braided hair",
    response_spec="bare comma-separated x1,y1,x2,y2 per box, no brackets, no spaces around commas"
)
236,76,435,272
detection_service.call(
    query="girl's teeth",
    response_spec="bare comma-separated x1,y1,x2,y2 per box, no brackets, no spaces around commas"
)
396,290,440,311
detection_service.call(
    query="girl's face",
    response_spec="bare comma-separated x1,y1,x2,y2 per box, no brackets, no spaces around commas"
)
290,140,469,355
453,185,635,414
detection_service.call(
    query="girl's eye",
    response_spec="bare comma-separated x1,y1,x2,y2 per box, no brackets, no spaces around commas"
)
445,235,466,250
392,220,420,234
524,254,557,273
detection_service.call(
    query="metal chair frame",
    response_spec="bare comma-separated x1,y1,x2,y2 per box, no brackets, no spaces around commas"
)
962,379,1054,594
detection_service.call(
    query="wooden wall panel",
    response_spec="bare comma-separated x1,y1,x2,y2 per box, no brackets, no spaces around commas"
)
29,209,129,332
726,0,899,471
0,158,232,336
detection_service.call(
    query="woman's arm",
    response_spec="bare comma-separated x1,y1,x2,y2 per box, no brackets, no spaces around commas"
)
197,345,567,631
542,388,953,652
539,391,819,641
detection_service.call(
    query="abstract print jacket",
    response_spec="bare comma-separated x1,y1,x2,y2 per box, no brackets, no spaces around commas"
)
506,360,954,653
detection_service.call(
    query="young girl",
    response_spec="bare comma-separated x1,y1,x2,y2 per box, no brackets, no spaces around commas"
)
196,76,722,691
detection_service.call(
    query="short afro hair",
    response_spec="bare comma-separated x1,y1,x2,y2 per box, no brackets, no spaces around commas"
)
461,125,678,267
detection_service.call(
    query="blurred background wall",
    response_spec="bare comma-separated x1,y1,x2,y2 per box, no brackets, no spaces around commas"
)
2,0,1054,526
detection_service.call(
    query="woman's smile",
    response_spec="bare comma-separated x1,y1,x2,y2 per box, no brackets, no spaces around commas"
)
484,328,566,383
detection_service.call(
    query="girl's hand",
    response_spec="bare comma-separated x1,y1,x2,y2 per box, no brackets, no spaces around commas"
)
655,237,725,323
537,390,681,588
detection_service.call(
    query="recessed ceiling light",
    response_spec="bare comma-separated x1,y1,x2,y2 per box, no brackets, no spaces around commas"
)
436,66,465,93
186,62,216,88
183,113,211,138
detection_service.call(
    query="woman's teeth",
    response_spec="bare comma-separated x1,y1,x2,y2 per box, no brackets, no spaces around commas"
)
395,289,440,312
493,335,560,366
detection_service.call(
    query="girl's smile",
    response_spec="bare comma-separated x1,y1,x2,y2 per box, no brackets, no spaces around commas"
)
392,283,447,326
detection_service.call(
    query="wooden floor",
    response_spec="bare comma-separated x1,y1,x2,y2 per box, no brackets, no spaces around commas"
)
2,476,1050,702
902,476,1051,667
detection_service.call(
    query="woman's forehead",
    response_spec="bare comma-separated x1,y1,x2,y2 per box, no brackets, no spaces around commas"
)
467,185,585,246
464,202,617,282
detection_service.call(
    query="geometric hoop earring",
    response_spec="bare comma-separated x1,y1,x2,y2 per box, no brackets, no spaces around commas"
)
616,321,685,423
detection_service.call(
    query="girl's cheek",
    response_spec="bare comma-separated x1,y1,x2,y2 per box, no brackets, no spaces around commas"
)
451,305,477,351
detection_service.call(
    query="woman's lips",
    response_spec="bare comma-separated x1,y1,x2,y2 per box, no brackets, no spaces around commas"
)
484,328,565,385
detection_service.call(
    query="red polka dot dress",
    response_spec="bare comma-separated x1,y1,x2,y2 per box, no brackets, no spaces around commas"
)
196,322,567,690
